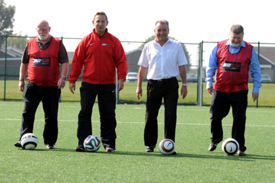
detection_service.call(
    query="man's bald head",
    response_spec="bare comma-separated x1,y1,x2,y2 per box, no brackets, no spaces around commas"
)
36,20,51,42
37,20,50,28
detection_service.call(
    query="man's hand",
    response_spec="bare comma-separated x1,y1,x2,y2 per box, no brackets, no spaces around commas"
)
252,93,259,102
207,86,213,95
181,86,187,99
69,83,75,94
136,87,142,100
58,78,66,89
117,79,124,91
19,81,25,92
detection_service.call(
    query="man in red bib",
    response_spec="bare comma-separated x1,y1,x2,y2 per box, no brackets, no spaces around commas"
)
14,20,69,149
206,25,261,156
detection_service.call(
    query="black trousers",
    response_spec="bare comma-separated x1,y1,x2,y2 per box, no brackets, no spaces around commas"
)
20,81,60,145
210,90,248,151
77,82,117,149
144,77,179,146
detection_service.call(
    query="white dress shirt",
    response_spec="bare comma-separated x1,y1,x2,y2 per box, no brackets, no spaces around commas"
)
138,38,188,80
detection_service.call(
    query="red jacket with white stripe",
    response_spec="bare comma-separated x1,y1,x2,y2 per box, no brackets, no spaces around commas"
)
69,29,127,84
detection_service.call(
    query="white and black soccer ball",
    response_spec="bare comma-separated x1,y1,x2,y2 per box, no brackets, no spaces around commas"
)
21,133,38,150
159,139,175,155
222,138,239,155
83,135,101,152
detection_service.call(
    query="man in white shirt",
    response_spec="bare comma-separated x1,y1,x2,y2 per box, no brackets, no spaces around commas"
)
136,20,188,154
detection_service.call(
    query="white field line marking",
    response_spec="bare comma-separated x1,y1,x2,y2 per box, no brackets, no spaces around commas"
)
1,119,275,127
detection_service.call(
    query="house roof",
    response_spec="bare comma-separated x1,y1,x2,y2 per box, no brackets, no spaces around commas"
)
67,52,74,61
0,48,22,58
126,48,142,55
254,46,275,66
0,47,22,62
126,48,142,65
6,47,24,57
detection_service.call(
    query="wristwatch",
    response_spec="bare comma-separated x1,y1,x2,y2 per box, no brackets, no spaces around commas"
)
120,79,125,82
61,75,66,79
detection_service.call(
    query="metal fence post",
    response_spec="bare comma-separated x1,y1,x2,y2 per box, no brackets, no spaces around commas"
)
256,41,260,108
197,41,203,106
116,70,118,104
59,36,63,103
4,35,8,101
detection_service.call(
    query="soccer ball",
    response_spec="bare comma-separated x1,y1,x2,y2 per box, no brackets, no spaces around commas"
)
159,139,175,155
21,133,38,150
83,135,101,152
222,138,239,155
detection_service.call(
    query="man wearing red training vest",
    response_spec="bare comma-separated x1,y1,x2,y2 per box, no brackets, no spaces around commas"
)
14,20,69,149
206,24,261,156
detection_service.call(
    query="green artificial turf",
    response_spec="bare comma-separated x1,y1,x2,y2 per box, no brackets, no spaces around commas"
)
0,102,274,182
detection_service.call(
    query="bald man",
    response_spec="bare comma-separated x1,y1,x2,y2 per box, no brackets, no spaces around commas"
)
14,20,69,149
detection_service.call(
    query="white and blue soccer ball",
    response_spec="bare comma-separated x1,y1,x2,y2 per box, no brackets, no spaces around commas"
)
83,135,101,152
222,138,239,155
159,139,175,155
21,133,38,150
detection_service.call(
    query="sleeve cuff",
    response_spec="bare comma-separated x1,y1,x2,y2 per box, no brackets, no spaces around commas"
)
252,87,260,94
206,82,213,89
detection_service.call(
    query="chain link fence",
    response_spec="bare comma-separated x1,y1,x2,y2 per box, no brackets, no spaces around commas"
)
1,35,274,107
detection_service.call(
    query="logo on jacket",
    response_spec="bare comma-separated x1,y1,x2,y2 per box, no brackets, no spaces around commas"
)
102,43,110,46
33,57,51,67
222,61,241,72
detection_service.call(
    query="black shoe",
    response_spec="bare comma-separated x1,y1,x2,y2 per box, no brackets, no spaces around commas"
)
237,150,246,156
208,143,217,151
75,146,86,152
105,147,115,152
171,151,177,155
46,144,55,149
14,141,22,148
146,145,155,152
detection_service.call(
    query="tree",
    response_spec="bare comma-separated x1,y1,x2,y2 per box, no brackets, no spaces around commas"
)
139,35,191,67
0,0,15,48
139,35,156,49
7,32,28,50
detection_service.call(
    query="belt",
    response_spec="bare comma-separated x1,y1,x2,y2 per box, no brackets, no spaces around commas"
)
149,77,176,84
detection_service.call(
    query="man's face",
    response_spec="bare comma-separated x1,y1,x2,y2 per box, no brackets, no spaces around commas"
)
229,32,243,47
93,15,108,34
36,23,50,41
154,23,169,43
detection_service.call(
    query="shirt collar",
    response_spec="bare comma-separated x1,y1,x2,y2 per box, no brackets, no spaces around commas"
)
226,39,245,47
93,28,108,38
36,36,52,43
153,37,172,44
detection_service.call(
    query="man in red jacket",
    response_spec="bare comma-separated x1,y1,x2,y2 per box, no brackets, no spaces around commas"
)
69,12,127,152
14,20,69,149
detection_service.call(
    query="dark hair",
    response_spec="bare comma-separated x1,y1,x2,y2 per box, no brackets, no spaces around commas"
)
93,11,108,21
230,24,244,34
